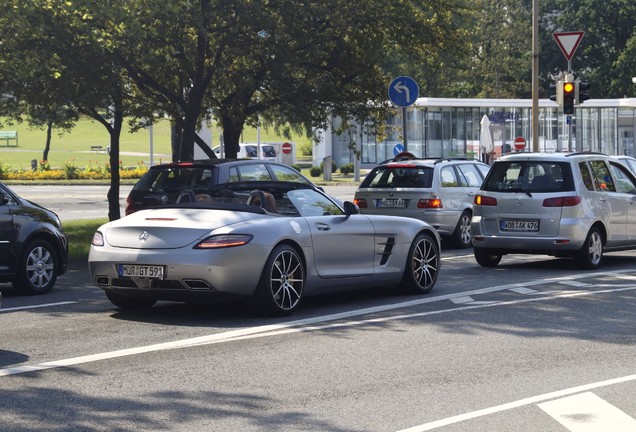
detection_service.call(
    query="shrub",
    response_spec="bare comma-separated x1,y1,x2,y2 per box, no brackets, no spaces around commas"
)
320,159,337,173
309,166,322,177
63,161,81,179
340,163,354,175
298,141,313,156
289,164,301,173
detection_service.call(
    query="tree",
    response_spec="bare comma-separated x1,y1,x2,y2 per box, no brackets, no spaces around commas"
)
77,0,468,160
0,0,154,220
540,0,636,98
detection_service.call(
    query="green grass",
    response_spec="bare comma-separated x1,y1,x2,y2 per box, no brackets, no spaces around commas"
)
0,117,313,170
63,217,108,261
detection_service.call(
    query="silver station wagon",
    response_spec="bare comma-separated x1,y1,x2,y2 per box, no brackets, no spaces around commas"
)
472,152,636,269
354,154,490,248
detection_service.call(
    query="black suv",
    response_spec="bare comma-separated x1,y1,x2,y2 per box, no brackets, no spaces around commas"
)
125,159,316,215
0,182,68,295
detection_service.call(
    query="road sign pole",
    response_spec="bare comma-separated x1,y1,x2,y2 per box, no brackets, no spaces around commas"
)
388,76,419,154
402,107,408,151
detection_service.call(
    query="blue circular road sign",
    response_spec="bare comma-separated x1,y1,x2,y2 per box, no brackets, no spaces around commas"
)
388,76,419,107
393,144,405,156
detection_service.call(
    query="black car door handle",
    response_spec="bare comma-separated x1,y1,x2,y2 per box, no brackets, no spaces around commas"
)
315,222,331,231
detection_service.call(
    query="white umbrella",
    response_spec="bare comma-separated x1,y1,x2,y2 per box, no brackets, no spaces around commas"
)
480,115,493,152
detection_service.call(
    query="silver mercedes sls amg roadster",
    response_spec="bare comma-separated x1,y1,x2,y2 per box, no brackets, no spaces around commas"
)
88,182,441,316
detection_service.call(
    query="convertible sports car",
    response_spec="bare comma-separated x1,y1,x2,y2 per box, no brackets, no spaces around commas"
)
88,182,441,316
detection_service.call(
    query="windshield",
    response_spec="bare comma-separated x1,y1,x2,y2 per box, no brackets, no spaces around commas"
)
360,166,433,188
482,161,574,193
133,167,216,193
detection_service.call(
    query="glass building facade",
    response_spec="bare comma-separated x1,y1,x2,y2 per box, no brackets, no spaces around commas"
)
320,98,636,168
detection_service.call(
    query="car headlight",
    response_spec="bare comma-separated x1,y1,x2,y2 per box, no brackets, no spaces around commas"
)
194,234,253,249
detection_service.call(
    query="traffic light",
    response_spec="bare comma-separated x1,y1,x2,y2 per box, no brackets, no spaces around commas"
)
549,80,563,106
576,81,591,104
563,80,575,115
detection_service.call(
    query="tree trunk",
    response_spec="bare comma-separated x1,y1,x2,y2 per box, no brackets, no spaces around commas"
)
42,119,53,162
107,107,124,221
220,113,245,159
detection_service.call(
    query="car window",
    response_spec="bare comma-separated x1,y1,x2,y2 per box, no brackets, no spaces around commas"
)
456,164,484,187
588,160,616,192
269,164,310,184
244,145,258,157
476,163,490,179
483,161,573,192
609,162,636,194
132,167,214,192
440,166,459,187
233,164,273,182
579,162,595,191
0,184,18,205
360,166,433,188
262,146,277,157
287,189,344,216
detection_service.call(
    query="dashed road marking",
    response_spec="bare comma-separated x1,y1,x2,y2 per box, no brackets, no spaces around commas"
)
538,392,636,431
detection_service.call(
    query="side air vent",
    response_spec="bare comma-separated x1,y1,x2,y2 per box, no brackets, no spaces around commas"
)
378,237,396,265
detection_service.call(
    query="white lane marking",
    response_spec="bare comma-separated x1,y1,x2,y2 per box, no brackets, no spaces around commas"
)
450,296,495,305
509,287,541,295
0,301,76,313
559,280,591,287
538,392,636,431
440,254,474,261
1,278,635,378
397,377,636,432
451,296,474,304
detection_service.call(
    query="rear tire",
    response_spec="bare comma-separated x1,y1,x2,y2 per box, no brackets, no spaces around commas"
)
105,290,157,309
249,245,305,316
451,211,473,248
13,239,59,295
575,227,603,269
474,248,502,267
398,232,440,294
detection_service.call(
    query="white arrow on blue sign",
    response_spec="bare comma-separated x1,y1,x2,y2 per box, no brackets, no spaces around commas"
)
388,76,419,107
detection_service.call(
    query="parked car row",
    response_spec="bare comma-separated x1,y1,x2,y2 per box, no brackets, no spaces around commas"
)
5,152,636,314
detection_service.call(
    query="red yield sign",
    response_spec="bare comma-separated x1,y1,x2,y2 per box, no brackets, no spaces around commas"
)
282,142,292,154
553,31,584,61
514,136,526,151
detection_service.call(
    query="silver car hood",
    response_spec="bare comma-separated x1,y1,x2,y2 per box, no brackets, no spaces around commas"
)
102,208,259,249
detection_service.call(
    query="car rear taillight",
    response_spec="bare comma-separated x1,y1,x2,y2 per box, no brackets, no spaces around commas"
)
194,234,253,249
474,195,497,206
543,196,582,207
125,195,136,215
354,198,368,208
417,194,443,209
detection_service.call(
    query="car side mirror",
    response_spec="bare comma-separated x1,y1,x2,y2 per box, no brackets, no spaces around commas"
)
343,201,360,216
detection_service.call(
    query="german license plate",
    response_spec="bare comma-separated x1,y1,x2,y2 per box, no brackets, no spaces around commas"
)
118,264,165,279
378,198,407,208
500,220,539,232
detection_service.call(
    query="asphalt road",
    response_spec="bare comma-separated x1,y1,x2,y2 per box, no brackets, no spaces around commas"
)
1,240,635,430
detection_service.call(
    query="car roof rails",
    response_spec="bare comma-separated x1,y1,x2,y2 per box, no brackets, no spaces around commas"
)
565,151,608,157
433,157,472,164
